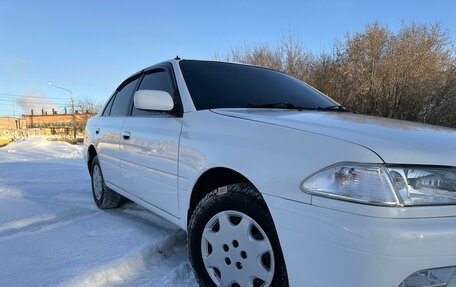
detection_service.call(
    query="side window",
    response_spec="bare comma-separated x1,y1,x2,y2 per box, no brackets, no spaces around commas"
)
132,70,175,116
110,77,140,116
101,94,116,116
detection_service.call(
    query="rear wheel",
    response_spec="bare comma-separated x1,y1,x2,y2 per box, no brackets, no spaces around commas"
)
188,183,289,287
90,155,123,209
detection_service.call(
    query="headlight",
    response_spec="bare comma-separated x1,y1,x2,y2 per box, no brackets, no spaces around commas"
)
387,166,456,206
399,266,456,287
302,163,456,206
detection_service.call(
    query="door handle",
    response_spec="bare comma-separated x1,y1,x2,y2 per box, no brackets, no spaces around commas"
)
122,131,131,140
95,128,100,135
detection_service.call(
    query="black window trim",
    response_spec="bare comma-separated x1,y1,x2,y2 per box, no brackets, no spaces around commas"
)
127,62,183,118
101,62,183,118
108,73,142,117
101,92,116,116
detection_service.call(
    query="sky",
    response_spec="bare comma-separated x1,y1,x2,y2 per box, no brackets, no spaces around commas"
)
1,0,456,116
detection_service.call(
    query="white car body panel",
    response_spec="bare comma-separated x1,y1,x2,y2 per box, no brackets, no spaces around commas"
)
177,110,383,225
120,116,182,216
170,60,196,112
265,194,456,287
93,116,125,188
212,108,456,166
83,59,456,287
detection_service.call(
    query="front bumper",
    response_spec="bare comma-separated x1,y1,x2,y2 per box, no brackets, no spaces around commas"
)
264,194,456,287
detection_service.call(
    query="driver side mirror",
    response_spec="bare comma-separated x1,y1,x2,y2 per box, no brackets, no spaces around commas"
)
133,90,174,111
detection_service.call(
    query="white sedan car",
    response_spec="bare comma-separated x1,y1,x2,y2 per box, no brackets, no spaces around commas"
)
84,59,456,287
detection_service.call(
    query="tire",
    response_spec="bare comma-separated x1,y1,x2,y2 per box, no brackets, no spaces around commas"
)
188,183,289,287
90,155,123,209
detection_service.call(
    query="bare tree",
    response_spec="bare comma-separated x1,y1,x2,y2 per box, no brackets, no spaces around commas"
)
75,96,103,114
218,23,456,128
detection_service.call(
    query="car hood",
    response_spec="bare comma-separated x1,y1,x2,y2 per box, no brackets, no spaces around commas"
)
211,108,456,166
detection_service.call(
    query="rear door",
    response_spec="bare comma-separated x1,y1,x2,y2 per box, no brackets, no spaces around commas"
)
120,65,183,216
94,75,140,189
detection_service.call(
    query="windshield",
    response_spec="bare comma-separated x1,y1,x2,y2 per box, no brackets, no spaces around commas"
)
179,60,337,110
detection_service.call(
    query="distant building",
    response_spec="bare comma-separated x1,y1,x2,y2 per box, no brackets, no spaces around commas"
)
0,112,95,138
23,112,95,136
24,113,95,129
0,117,26,129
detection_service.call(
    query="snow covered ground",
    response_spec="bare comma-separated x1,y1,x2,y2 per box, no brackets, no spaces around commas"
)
0,139,197,287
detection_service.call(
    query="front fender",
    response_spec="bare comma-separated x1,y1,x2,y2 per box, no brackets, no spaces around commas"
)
177,110,382,228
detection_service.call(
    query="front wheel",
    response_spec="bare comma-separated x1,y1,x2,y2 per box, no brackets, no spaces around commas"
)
188,183,289,287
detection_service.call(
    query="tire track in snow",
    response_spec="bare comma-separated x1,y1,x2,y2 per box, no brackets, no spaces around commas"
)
59,230,196,287
0,185,23,198
0,208,101,240
0,140,198,286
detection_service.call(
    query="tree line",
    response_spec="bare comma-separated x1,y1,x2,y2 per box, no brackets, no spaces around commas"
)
218,23,456,128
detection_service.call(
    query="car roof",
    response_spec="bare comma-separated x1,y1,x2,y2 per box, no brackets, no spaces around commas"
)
118,58,279,91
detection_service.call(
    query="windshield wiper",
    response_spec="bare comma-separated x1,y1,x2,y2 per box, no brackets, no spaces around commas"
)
317,105,350,112
246,102,351,112
246,102,317,110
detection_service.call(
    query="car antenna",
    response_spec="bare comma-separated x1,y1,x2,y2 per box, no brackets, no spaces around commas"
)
175,55,181,60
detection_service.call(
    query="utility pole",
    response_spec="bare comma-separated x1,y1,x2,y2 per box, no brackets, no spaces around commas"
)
12,95,15,118
71,96,76,138
48,82,76,138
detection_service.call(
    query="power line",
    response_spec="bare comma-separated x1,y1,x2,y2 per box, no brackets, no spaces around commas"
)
0,93,26,97
0,98,70,102
0,103,86,109
0,96,70,103
0,93,73,101
0,102,69,106
0,106,69,111
0,101,78,106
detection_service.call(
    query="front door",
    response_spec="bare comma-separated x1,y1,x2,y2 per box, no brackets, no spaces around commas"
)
120,66,182,216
